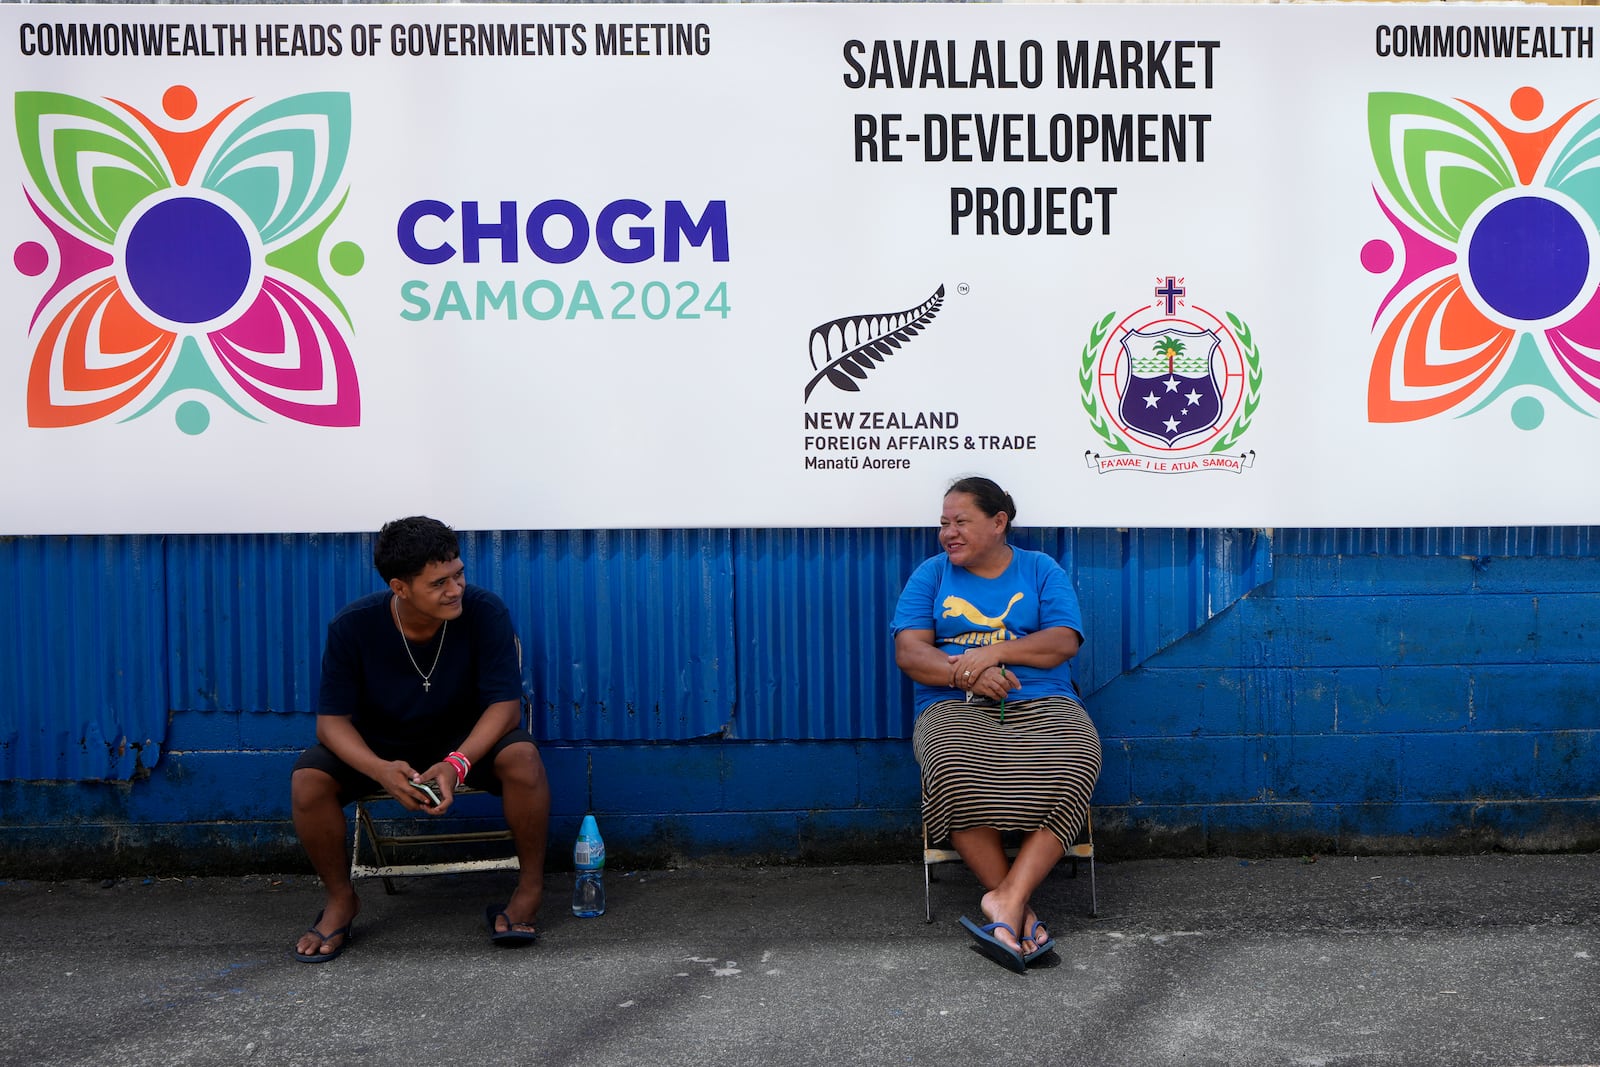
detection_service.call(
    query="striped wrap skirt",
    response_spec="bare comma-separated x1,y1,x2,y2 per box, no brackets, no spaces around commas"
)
912,693,1101,853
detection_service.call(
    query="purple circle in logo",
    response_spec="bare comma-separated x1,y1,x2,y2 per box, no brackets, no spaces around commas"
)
1468,196,1588,322
125,197,252,324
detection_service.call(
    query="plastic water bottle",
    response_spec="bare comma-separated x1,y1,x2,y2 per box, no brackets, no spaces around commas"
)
572,813,606,917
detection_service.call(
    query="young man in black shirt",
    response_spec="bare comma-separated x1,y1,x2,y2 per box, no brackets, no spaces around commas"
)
290,516,549,960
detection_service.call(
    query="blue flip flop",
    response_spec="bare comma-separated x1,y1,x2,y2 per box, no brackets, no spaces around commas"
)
958,915,1026,973
1022,920,1055,965
485,905,539,946
293,910,353,963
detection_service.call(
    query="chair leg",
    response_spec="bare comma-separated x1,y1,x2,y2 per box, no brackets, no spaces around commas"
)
349,803,364,881
354,801,400,895
1087,852,1098,918
924,859,934,923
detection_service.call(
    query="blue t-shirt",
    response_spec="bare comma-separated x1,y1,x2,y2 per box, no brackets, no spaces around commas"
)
891,547,1085,713
315,584,523,752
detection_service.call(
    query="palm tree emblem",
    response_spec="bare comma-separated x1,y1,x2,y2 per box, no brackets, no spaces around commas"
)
1154,335,1186,374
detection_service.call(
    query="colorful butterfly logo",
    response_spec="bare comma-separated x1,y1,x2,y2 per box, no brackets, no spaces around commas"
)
13,84,362,434
1364,86,1600,430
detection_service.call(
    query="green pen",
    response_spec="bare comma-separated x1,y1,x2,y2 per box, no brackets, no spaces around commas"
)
998,666,1008,723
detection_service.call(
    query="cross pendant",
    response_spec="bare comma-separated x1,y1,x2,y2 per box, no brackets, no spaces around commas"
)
423,680,431,692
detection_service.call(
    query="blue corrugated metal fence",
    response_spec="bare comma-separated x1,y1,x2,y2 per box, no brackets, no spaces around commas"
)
3,526,1272,780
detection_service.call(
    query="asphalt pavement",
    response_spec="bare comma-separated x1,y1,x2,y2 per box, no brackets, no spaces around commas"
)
1,853,1597,1066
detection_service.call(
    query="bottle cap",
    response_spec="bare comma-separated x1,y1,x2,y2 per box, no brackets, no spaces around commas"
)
579,813,601,842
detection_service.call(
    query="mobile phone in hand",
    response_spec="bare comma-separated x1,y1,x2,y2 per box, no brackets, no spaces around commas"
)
410,779,442,806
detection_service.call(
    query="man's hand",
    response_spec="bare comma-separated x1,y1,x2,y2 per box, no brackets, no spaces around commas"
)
376,760,444,813
415,759,463,812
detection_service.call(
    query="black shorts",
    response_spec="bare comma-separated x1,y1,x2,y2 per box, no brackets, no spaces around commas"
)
291,727,536,803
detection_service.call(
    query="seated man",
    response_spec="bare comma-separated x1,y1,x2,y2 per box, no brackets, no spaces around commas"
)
290,515,549,961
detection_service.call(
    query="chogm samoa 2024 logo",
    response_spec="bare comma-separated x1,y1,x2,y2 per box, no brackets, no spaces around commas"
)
1363,86,1600,430
12,84,362,435
1081,276,1262,475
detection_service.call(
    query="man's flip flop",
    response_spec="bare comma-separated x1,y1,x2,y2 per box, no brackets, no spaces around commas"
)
1022,920,1055,965
293,910,353,963
958,915,1026,973
485,905,539,946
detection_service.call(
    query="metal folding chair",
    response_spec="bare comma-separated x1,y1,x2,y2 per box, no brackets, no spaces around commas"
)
349,791,521,895
348,637,529,894
921,809,1097,923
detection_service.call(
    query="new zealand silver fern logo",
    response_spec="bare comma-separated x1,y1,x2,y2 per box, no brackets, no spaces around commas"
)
803,285,945,401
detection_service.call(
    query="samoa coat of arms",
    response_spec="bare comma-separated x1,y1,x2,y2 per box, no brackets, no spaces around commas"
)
1081,276,1262,474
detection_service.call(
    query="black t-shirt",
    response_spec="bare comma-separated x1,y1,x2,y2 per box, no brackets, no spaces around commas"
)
315,584,523,753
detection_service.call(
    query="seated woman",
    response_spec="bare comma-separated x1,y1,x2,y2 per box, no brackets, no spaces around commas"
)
892,475,1101,972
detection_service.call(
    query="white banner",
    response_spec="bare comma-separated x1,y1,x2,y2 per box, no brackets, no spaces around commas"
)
4,4,1600,532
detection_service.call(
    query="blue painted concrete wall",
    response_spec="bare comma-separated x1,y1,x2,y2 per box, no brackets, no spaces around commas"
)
2,529,1598,874
1091,549,1600,855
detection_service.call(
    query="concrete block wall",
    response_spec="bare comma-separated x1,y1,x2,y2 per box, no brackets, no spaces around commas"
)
1086,553,1600,856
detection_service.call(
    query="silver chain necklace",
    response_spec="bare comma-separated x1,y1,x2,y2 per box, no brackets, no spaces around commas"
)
392,595,447,692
